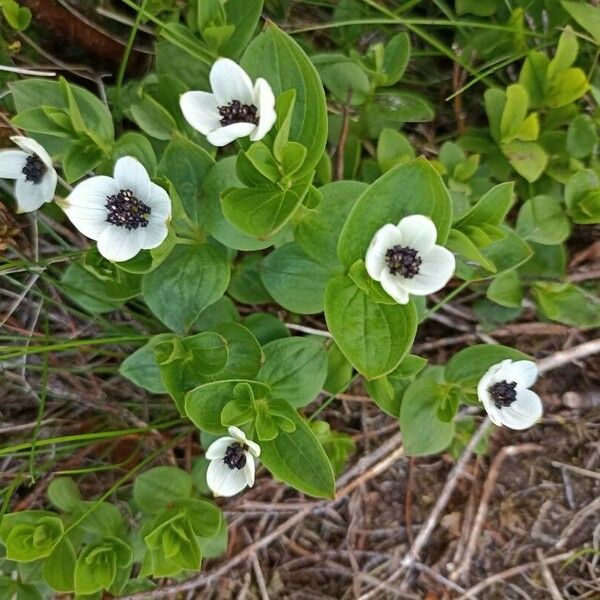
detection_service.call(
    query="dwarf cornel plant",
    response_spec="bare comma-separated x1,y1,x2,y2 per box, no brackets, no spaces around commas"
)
0,0,599,596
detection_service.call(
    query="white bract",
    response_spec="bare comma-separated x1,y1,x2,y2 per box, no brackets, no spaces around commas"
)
205,426,261,497
0,136,57,213
180,58,276,147
477,359,542,429
60,156,171,263
365,214,455,304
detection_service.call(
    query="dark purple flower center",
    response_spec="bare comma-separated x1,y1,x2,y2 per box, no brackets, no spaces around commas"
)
223,443,247,470
22,154,47,184
489,380,517,409
218,100,259,126
105,189,151,230
385,245,422,278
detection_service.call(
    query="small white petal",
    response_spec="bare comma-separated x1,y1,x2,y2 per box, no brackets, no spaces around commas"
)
399,245,455,295
180,91,222,135
206,460,247,497
206,122,256,146
0,150,27,179
245,439,261,458
497,389,543,430
250,78,276,141
146,183,171,223
210,58,254,106
142,220,168,250
113,156,151,201
380,270,410,304
15,172,57,213
10,136,53,169
397,214,438,255
97,225,145,262
205,436,237,460
228,426,248,444
365,224,402,281
243,455,256,487
63,176,118,240
497,360,538,389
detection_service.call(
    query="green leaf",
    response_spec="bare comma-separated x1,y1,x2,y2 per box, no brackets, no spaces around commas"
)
565,169,600,224
62,139,104,183
454,227,532,281
134,467,193,514
516,195,571,245
113,132,157,174
546,68,589,108
445,344,530,387
533,282,600,328
337,159,453,268
382,32,410,86
119,334,172,394
242,21,327,177
260,407,335,498
519,51,549,108
74,537,132,595
243,312,290,345
142,244,230,334
257,336,328,408
501,140,548,182
157,135,214,224
43,538,76,592
456,0,497,16
324,275,417,379
399,379,455,456
486,270,523,308
562,1,600,44
377,128,415,172
364,92,433,137
213,322,264,380
198,156,271,251
484,88,506,142
446,228,496,272
222,178,310,238
456,182,514,227
567,115,598,159
130,94,178,140
312,53,370,105
220,0,264,58
5,516,63,562
48,477,81,513
228,255,271,305
296,180,368,267
1,0,31,30
500,84,529,142
548,26,579,79
186,379,270,434
9,79,114,144
260,243,336,314
70,501,124,538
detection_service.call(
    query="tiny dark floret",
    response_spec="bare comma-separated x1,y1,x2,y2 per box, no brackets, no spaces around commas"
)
22,154,47,185
223,443,246,470
385,245,422,278
489,380,518,409
218,100,259,126
105,189,151,230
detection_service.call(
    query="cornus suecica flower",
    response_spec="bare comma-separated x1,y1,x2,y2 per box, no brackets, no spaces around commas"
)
205,426,261,497
0,136,57,213
365,214,455,304
60,156,171,263
180,58,276,147
477,359,542,429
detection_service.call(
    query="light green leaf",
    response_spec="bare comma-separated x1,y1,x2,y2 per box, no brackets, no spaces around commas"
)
324,275,417,379
142,244,230,334
134,467,193,514
257,336,328,407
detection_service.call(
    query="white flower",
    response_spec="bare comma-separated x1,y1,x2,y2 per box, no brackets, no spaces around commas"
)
205,426,261,497
0,136,57,213
180,58,276,147
365,214,456,304
477,359,543,429
60,156,171,263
